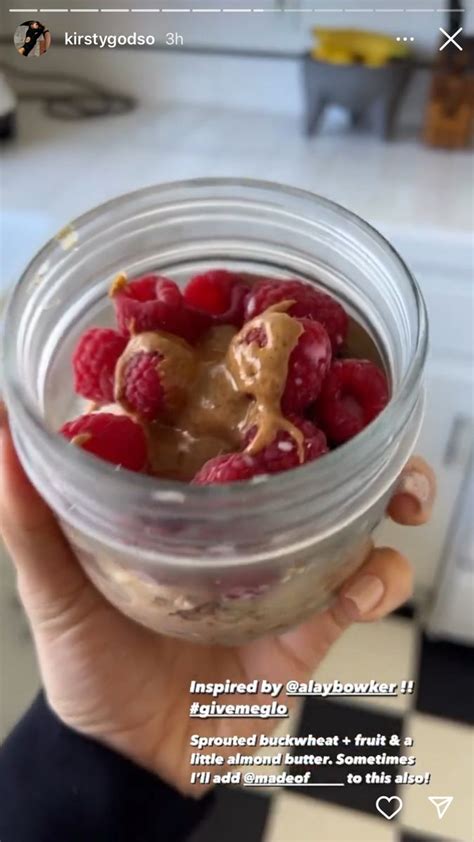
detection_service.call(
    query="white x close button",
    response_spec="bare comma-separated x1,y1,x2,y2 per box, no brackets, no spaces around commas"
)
439,27,463,51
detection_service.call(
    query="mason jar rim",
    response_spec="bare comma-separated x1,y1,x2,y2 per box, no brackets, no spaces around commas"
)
2,178,428,521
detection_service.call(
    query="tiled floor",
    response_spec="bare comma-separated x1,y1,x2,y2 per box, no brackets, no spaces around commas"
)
188,606,474,842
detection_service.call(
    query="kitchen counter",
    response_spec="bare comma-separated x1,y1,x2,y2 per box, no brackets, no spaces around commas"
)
1,101,472,294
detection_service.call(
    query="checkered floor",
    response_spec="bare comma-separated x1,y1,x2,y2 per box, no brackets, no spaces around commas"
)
187,605,474,842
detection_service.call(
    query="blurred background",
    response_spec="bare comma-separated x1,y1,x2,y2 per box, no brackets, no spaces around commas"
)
0,2,473,840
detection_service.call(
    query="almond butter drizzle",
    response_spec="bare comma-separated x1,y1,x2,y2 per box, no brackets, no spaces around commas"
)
84,276,384,482
146,326,248,481
178,326,251,445
95,301,308,480
108,272,128,298
226,301,305,461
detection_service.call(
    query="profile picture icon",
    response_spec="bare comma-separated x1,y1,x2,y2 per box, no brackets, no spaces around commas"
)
14,20,51,58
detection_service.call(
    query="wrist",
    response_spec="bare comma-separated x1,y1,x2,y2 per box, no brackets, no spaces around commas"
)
0,692,215,842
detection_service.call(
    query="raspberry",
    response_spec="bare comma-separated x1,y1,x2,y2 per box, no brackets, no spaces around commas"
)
244,415,328,473
72,328,127,404
112,273,211,343
154,276,183,308
116,333,195,421
124,274,174,303
317,358,389,444
184,270,250,328
282,318,332,413
213,283,250,329
184,270,242,315
245,279,348,352
120,351,165,421
177,305,214,343
194,416,328,485
262,418,328,471
60,413,148,472
192,451,264,485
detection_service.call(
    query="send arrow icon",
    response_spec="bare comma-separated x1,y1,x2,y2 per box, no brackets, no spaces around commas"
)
428,796,454,819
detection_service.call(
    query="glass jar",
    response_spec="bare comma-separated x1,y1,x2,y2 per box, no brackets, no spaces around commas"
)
1,179,427,645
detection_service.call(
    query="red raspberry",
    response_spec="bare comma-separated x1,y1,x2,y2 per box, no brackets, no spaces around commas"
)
282,318,332,413
178,305,214,343
262,418,328,471
112,274,211,343
72,328,127,404
194,417,328,485
213,283,250,329
244,415,328,473
60,413,148,472
185,270,242,315
154,276,183,308
245,279,348,352
123,274,175,303
184,270,250,328
317,359,389,444
192,451,264,485
120,351,165,421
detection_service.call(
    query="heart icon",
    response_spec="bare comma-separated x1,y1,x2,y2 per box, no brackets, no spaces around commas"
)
376,795,403,820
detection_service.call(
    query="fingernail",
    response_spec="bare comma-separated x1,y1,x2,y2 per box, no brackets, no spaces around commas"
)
397,470,433,515
344,575,384,619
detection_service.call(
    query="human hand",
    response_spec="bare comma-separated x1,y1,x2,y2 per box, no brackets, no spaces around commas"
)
0,404,435,796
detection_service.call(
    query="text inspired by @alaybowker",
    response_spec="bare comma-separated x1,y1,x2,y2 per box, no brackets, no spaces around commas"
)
187,678,432,788
188,678,415,717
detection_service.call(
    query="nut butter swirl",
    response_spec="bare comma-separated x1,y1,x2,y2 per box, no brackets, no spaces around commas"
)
226,301,305,461
178,325,251,445
104,301,305,479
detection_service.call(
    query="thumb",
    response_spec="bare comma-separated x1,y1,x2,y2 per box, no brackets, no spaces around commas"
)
0,404,94,621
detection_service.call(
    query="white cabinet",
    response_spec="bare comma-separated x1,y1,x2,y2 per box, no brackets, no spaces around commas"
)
376,230,474,598
376,361,474,593
427,457,474,644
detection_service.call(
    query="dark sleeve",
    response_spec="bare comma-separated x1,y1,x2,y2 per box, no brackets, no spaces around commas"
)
0,692,214,842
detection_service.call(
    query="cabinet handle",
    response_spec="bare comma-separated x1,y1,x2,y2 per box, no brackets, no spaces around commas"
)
443,415,474,466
